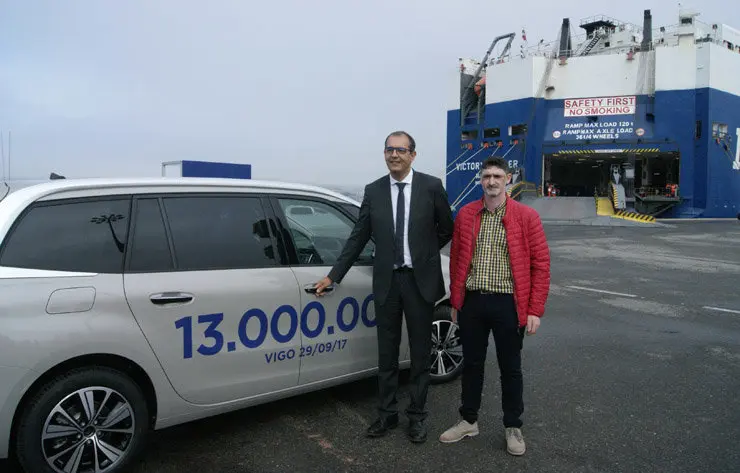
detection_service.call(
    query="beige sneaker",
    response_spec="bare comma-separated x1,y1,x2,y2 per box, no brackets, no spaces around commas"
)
505,427,526,455
439,419,479,443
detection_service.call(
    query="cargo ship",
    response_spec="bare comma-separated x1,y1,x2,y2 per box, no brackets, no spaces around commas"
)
446,8,740,220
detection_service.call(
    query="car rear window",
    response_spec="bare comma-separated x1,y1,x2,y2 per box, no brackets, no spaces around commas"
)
0,197,131,273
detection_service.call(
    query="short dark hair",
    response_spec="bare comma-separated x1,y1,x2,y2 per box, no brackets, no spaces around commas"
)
385,131,416,152
481,156,509,173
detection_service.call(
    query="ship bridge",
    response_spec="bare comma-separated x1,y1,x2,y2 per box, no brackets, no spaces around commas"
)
447,7,740,220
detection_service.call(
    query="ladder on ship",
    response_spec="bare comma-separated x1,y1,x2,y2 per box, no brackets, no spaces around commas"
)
579,34,601,55
460,33,516,126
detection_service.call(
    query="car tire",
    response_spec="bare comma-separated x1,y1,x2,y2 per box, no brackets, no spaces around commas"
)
15,366,150,473
430,304,464,384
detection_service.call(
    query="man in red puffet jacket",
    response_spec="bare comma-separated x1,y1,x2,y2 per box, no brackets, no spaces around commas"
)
439,156,550,456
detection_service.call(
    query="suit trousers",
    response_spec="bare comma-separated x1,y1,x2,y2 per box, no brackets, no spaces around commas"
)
458,291,525,428
375,268,434,422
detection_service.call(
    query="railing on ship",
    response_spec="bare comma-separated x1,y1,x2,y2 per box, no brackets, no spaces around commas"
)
493,19,737,65
507,181,538,200
635,185,680,198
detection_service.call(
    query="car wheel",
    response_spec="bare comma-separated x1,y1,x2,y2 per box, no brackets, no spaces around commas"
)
15,366,150,473
430,304,464,384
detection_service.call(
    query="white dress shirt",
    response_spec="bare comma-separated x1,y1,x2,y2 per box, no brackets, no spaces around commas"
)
390,168,413,268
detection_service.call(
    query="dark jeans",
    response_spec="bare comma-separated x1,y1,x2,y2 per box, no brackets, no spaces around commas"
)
375,269,434,422
458,291,525,428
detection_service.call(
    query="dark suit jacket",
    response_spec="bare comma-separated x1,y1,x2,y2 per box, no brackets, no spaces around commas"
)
328,170,454,306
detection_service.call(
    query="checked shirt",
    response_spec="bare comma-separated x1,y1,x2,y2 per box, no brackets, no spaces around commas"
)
465,200,514,294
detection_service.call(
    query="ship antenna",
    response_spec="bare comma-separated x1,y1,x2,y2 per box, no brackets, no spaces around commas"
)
0,131,9,201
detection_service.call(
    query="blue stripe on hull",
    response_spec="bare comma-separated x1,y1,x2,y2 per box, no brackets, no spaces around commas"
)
446,88,740,218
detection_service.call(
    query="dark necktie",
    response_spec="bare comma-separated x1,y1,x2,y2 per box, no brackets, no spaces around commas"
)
394,182,406,267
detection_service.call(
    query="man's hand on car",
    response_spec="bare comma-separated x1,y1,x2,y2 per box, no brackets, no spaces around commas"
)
314,276,333,296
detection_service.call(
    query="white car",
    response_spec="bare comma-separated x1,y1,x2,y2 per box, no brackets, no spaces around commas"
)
0,177,462,473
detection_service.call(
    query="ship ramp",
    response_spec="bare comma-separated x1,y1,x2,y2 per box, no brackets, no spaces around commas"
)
508,180,660,225
519,196,597,221
610,182,627,210
596,197,615,216
520,196,660,226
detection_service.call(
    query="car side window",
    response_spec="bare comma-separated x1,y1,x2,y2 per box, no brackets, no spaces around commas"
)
340,203,359,219
0,197,131,273
162,195,277,271
277,198,374,266
128,198,174,272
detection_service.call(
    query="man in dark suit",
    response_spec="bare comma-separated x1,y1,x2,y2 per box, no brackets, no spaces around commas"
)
314,130,454,443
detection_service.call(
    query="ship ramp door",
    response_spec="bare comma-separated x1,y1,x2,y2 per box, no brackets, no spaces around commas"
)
543,152,626,198
633,151,681,216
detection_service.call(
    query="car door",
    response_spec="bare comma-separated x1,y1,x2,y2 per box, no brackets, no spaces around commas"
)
123,193,303,405
268,195,404,385
335,201,411,364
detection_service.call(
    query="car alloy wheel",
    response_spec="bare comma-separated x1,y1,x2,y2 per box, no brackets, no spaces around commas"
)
430,304,464,384
15,367,149,473
431,319,463,376
41,386,135,473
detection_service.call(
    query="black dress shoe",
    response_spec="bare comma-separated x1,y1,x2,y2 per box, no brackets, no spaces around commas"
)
366,415,399,438
407,420,428,443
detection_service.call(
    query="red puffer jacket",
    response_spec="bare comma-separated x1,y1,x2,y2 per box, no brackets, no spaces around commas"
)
449,195,551,327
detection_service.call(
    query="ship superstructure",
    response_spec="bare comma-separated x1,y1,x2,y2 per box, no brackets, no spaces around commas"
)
447,8,740,219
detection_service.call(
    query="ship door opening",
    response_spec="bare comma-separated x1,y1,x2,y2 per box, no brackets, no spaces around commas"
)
543,151,681,214
543,153,626,197
633,152,681,215
633,152,680,195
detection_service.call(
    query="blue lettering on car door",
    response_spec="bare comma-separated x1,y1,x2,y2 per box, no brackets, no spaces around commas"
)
174,294,375,362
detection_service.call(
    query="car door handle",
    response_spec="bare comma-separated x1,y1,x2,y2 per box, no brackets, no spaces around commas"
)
150,292,194,305
303,283,334,295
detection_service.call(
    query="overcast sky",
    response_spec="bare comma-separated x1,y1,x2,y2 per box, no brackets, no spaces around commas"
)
1,0,736,190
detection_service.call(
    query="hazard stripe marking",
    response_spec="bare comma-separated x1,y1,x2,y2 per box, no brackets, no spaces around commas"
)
613,210,656,223
554,148,662,154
